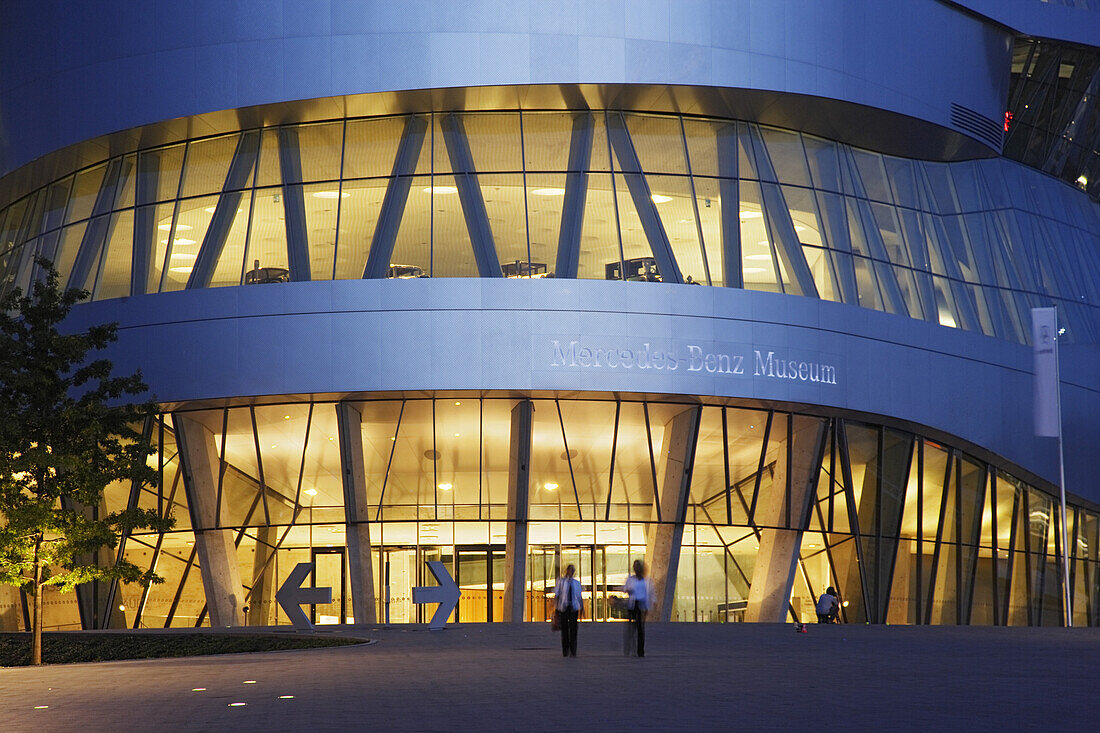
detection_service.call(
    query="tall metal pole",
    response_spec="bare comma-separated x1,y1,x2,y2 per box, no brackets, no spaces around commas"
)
1054,317,1072,627
1032,306,1072,627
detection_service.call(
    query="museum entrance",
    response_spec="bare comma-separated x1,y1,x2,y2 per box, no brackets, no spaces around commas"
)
310,547,348,625
379,545,506,624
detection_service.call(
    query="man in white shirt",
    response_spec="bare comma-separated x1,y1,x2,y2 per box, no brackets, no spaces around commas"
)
555,564,583,657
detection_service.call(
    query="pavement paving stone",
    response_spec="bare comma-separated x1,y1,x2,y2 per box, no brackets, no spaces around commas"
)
1,623,1097,731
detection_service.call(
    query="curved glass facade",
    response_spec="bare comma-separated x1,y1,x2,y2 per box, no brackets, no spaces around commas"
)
0,110,1097,344
7,396,1096,631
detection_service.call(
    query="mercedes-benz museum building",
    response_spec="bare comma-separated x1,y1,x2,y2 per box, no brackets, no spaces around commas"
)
1,0,1098,631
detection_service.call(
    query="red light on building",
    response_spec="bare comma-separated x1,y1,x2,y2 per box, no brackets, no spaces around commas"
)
1004,111,1014,132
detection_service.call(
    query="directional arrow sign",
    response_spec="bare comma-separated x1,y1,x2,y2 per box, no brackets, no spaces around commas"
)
412,560,461,630
276,562,332,631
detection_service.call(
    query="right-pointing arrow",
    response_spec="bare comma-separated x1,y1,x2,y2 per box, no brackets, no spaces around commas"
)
412,560,461,630
275,562,333,631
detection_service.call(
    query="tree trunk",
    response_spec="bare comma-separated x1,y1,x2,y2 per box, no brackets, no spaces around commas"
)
32,541,43,666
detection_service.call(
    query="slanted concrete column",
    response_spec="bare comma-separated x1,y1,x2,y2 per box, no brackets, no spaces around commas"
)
173,413,246,627
503,400,533,622
337,403,377,625
247,524,278,626
745,416,827,623
644,406,702,622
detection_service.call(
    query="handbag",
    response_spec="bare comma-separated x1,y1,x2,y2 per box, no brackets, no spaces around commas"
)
551,608,561,632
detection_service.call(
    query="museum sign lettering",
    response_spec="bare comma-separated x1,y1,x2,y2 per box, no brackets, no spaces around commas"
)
549,340,838,385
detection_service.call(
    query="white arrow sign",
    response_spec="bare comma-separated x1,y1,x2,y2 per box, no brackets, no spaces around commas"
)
276,562,333,631
412,560,461,630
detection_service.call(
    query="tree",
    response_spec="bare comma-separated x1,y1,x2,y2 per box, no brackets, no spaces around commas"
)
0,259,172,665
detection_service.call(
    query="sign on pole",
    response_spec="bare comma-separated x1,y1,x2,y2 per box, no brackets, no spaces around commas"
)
1032,307,1060,437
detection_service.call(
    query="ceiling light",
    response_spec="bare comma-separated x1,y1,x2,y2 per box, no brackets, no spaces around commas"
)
311,190,349,199
423,186,458,194
454,401,461,406
532,188,565,196
438,482,453,491
743,267,766,274
172,238,196,246
119,604,126,611
243,680,257,684
544,482,559,490
739,210,763,219
170,253,197,261
650,194,673,203
204,206,216,213
158,223,191,231
453,432,460,437
191,688,206,692
794,225,807,232
744,254,771,261
304,488,318,496
169,266,193,273
279,695,294,699
284,415,291,419
228,703,247,707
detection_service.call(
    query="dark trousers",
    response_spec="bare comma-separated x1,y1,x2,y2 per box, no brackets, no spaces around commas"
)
560,609,578,656
628,608,646,657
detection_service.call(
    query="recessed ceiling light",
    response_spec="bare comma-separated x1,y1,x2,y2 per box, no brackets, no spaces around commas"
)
454,401,461,406
169,266,193,273
284,415,291,419
532,188,565,196
158,223,191,231
739,210,763,219
650,194,673,203
744,254,771,261
438,483,453,491
544,482,559,490
311,190,349,199
170,253,197,261
794,225,807,232
743,267,766,274
172,238,196,246
304,488,318,496
423,186,458,194
453,433,460,437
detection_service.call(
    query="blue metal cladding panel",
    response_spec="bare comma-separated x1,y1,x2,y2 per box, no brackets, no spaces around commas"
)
0,0,1010,175
62,279,1100,504
950,0,1100,48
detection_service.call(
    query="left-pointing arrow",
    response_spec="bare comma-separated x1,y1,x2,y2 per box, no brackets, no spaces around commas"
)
275,562,333,631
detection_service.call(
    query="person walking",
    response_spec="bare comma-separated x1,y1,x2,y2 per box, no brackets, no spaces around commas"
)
623,559,652,657
555,564,582,657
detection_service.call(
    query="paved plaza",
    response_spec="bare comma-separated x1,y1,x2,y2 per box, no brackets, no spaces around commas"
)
1,623,1097,731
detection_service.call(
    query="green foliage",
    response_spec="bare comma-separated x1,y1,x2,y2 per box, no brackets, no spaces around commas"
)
0,259,173,598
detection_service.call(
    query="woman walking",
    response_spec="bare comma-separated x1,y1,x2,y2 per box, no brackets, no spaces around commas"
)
623,560,652,657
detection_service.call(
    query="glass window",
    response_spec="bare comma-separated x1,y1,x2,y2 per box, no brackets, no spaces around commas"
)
93,209,134,300
65,164,107,224
343,115,410,180
181,134,241,198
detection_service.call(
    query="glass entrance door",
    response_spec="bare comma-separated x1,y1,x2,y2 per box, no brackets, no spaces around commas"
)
310,548,347,624
380,547,416,624
529,544,613,621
